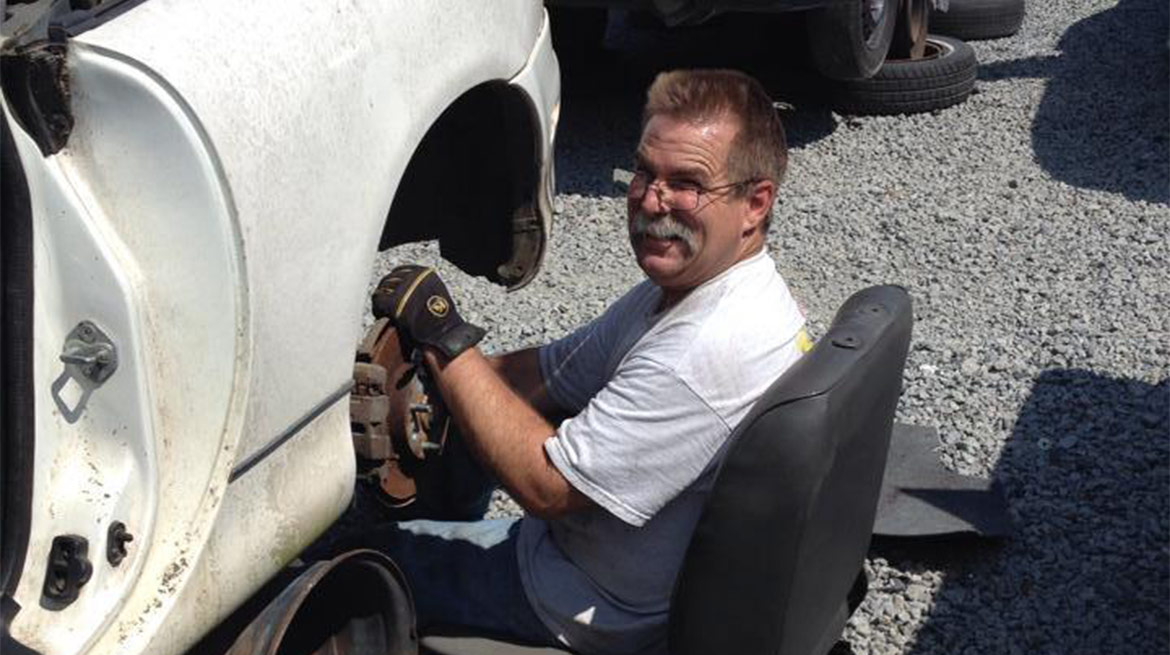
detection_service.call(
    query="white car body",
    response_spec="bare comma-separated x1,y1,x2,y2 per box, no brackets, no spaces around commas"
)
0,1,559,653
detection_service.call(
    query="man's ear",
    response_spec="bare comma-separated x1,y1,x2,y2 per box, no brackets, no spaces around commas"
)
742,179,776,233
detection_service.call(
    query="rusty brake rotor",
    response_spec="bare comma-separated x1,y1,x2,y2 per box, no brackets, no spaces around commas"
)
350,318,450,509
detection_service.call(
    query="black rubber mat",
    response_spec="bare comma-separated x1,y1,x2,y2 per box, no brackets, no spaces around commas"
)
875,423,1012,538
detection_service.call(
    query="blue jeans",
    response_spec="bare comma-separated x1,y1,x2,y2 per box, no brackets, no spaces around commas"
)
308,506,558,647
376,519,558,644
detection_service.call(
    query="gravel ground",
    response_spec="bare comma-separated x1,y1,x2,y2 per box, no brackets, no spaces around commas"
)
376,2,1169,652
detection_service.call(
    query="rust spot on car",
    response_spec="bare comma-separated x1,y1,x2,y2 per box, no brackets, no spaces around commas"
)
159,556,190,595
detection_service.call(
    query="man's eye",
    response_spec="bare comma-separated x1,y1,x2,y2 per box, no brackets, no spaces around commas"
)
668,179,703,193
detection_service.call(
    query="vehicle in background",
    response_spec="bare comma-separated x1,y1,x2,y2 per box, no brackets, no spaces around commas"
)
549,0,935,81
0,1,559,653
547,0,985,116
931,0,1025,41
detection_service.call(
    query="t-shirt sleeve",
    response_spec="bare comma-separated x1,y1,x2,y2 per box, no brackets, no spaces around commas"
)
538,288,646,413
538,316,609,414
543,355,730,527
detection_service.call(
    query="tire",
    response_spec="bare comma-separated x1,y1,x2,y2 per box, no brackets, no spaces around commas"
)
808,0,899,81
931,0,1024,40
831,35,977,115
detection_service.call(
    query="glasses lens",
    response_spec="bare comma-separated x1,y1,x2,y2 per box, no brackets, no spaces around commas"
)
672,186,700,211
629,171,647,197
628,174,705,211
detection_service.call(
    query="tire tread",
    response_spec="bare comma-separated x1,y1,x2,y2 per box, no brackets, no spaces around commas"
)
831,35,978,115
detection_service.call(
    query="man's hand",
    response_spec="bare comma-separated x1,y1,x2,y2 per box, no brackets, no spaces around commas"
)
372,265,485,360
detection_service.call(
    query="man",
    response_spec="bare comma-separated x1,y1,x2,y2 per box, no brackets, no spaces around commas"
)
346,69,808,654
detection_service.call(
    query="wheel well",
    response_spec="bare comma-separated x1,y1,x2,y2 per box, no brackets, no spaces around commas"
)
380,81,542,287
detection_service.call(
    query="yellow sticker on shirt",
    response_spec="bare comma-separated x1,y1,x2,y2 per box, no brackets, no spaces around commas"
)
796,328,814,354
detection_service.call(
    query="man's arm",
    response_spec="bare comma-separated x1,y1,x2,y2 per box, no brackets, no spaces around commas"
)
426,347,592,519
485,348,570,423
370,264,590,519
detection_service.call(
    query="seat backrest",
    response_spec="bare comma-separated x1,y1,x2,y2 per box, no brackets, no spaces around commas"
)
668,285,912,655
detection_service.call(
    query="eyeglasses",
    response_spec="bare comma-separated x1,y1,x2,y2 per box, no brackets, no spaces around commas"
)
628,170,760,212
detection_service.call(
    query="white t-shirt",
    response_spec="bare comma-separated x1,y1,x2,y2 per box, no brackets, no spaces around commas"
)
517,250,808,655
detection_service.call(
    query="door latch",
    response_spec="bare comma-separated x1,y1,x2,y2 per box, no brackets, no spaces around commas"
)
59,320,117,385
41,535,93,610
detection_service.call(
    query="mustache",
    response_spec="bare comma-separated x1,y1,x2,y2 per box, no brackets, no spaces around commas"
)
630,213,699,252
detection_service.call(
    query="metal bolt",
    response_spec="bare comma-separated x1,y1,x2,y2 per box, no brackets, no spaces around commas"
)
107,522,133,567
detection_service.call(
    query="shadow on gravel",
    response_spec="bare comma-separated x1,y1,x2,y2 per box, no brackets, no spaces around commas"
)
555,12,838,197
978,0,1169,204
877,370,1168,655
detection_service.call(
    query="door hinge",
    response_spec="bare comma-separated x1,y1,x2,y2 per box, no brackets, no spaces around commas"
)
0,25,73,156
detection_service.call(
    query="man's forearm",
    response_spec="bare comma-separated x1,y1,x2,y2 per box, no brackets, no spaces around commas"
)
425,348,589,519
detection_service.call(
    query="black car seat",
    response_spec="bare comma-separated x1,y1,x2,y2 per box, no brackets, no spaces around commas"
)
422,285,913,655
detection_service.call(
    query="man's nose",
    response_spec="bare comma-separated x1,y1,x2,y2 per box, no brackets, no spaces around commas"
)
637,181,669,215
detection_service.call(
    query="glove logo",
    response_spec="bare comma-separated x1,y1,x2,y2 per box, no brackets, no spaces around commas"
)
426,295,450,318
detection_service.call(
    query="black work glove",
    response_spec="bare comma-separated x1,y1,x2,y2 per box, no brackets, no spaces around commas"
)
371,265,486,360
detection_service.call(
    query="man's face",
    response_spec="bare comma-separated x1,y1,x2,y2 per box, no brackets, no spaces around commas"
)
627,113,761,295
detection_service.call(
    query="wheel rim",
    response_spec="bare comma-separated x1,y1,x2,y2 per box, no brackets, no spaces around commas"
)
885,36,953,64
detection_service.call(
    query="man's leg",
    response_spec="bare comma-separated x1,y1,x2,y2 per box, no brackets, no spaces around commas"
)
420,420,498,520
342,518,556,645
